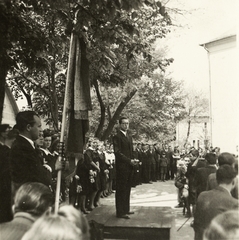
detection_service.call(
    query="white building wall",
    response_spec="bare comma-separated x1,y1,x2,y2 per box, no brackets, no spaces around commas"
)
206,36,238,153
2,88,19,127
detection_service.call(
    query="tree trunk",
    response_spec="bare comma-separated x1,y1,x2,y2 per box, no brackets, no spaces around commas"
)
16,82,32,108
93,80,106,140
101,88,137,141
184,119,191,148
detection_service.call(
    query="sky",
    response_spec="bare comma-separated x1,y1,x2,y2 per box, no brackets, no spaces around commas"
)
156,0,238,94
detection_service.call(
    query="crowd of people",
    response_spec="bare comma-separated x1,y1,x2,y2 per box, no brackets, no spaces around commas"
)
174,148,238,240
0,111,238,240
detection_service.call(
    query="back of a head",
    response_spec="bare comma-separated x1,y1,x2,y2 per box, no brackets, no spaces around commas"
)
58,205,90,240
191,149,199,157
218,152,235,166
22,214,82,240
216,165,237,185
6,129,19,140
205,153,217,165
14,182,54,217
203,210,239,240
15,111,38,132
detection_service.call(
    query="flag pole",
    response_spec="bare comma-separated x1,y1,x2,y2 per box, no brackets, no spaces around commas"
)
54,32,76,213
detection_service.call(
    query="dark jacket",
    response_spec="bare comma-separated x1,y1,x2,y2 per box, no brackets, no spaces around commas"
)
113,131,133,177
194,165,217,198
207,172,238,199
0,145,13,223
10,136,52,194
194,186,239,240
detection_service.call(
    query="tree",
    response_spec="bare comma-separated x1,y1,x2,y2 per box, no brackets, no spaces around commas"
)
85,2,173,140
4,0,182,142
182,90,209,148
6,0,72,129
89,70,186,143
6,0,173,135
0,0,49,122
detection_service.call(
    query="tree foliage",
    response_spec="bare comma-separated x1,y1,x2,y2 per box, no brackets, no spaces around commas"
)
89,67,186,142
2,0,184,142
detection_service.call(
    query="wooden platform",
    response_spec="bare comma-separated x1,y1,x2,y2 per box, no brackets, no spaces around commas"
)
86,205,175,240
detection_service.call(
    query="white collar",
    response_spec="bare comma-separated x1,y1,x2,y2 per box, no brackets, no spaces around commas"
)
19,134,35,149
40,148,52,155
120,130,127,136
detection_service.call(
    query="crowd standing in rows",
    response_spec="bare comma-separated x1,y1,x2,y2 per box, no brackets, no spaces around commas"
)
0,111,238,240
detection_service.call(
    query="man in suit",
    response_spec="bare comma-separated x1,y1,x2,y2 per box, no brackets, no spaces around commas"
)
206,152,238,199
0,128,18,223
113,117,136,219
0,182,53,240
10,111,62,196
194,152,217,199
194,165,239,240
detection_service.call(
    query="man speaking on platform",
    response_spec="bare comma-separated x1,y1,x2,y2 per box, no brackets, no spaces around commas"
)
113,117,137,219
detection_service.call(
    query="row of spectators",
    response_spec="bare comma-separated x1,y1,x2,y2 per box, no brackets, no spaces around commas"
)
174,149,238,240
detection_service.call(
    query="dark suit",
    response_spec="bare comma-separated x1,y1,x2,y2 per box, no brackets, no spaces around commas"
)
207,173,238,199
194,165,217,198
194,186,239,240
0,145,13,223
113,130,133,216
10,136,52,195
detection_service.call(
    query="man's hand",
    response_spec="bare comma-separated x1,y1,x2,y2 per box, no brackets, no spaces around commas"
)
55,159,65,171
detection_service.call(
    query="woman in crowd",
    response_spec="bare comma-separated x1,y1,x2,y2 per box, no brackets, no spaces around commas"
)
41,130,57,174
85,138,101,211
93,141,108,207
104,143,115,197
75,138,100,213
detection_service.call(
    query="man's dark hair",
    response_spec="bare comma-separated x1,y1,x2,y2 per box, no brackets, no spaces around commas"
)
191,149,199,157
218,152,235,166
14,182,53,216
205,153,217,165
15,111,39,132
43,129,53,138
216,165,237,185
119,117,128,124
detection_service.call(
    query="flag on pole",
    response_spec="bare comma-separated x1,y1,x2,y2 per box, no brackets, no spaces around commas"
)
54,32,91,212
65,35,92,157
